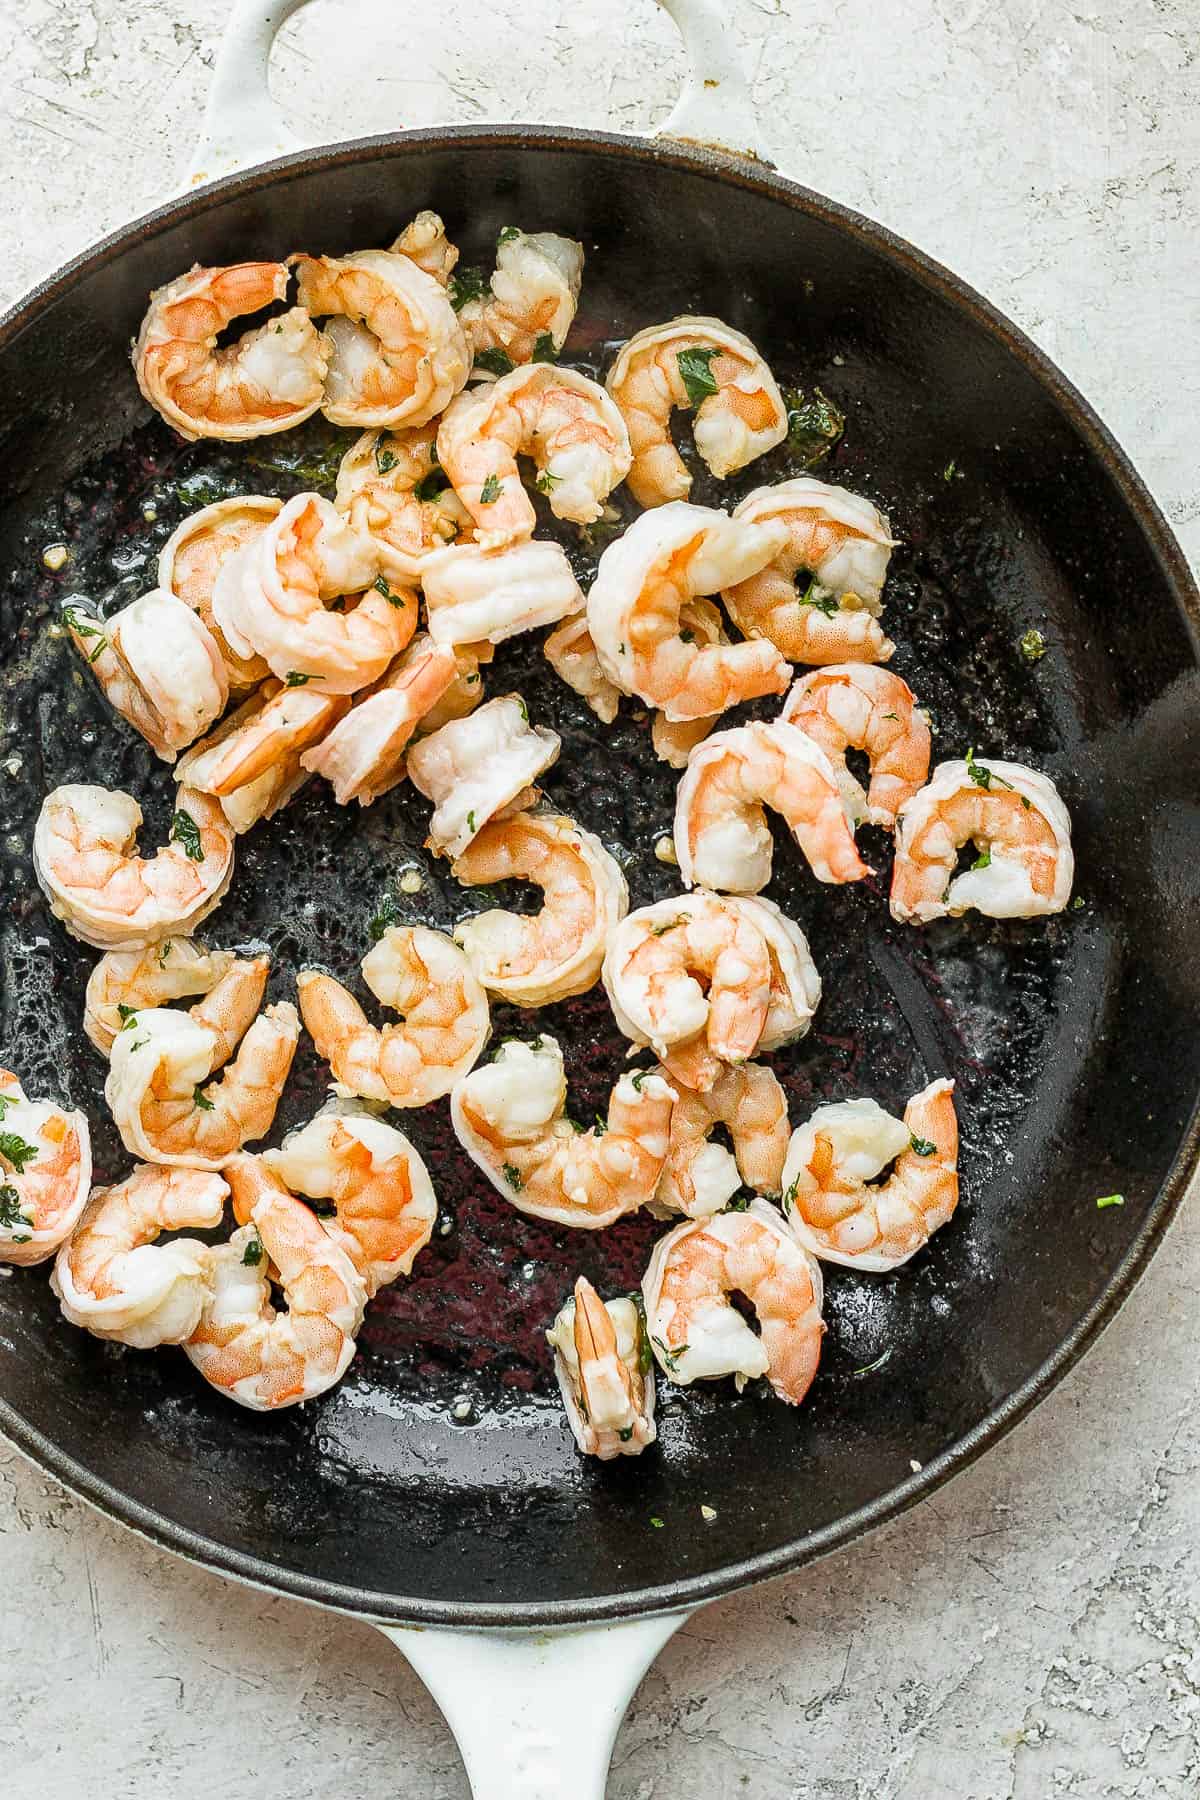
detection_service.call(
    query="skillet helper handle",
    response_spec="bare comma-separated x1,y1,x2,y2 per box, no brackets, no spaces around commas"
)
187,0,768,186
378,1611,690,1800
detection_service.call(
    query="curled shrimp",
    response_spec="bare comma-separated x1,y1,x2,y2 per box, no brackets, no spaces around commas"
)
105,957,300,1169
173,686,314,835
586,502,791,722
300,634,461,807
406,693,560,858
390,209,459,286
437,364,632,549
185,1155,367,1410
674,719,869,894
298,926,489,1109
421,539,584,646
334,426,473,584
724,478,898,665
781,1079,959,1271
602,891,773,1092
157,497,280,689
727,894,822,1051
292,248,471,428
547,1277,656,1461
34,784,235,950
643,1200,824,1404
262,1102,437,1297
645,598,726,766
0,1070,91,1267
177,676,350,800
452,810,629,1007
451,1036,676,1230
781,665,931,829
542,614,620,724
52,1164,228,1347
654,1061,790,1219
212,492,415,694
890,757,1074,923
415,640,493,736
134,262,329,441
456,228,584,365
606,315,787,507
65,589,228,762
84,936,239,1055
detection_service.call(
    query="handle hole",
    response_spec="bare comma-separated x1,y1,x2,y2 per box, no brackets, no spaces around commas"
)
269,0,683,142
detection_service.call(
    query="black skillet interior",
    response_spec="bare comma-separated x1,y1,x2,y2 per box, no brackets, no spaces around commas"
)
0,132,1197,1626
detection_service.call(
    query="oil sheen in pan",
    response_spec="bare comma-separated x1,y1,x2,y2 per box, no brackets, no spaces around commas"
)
0,320,1099,1484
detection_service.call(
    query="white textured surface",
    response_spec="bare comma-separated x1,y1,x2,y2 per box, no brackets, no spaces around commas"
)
2,2,1199,1795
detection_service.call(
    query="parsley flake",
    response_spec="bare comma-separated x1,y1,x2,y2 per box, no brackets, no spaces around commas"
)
117,1004,138,1027
479,473,503,505
448,266,488,311
373,575,406,607
413,468,448,503
535,468,561,495
474,347,514,378
676,346,719,409
193,1085,214,1112
285,670,314,688
374,443,399,475
971,847,992,871
61,604,109,662
0,1132,39,1176
169,809,204,861
909,1134,936,1157
497,226,520,246
651,1334,687,1373
1096,1193,1125,1209
965,747,1014,793
783,386,845,466
502,1162,523,1191
241,1233,264,1267
797,575,839,617
530,331,557,364
0,1184,31,1234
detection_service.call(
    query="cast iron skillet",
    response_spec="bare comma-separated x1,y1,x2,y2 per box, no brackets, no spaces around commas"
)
0,1,1198,1788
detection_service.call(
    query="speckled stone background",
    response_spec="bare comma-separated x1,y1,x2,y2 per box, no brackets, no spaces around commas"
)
1,2,1198,1796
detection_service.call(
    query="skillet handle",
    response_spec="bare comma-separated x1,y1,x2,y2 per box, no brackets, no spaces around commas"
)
187,0,767,187
377,1611,691,1799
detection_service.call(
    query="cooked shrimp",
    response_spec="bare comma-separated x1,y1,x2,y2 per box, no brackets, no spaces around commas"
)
105,960,300,1169
300,634,460,807
452,810,628,1007
293,248,470,429
390,209,459,286
212,492,412,694
781,665,931,829
644,599,725,765
781,1079,958,1271
437,364,631,549
184,1155,367,1410
406,693,561,858
262,1102,436,1297
602,891,773,1092
0,1071,91,1267
542,614,620,724
298,926,489,1109
547,1278,656,1460
451,1036,675,1230
157,497,279,689
134,262,329,441
890,757,1074,923
421,539,584,645
724,479,898,665
414,641,493,736
173,687,312,835
176,676,350,798
66,589,229,763
674,719,868,894
456,229,584,365
34,784,235,950
84,936,238,1055
606,315,787,507
654,1061,789,1220
727,894,821,1051
52,1164,228,1347
586,502,791,722
642,1199,824,1405
334,426,473,584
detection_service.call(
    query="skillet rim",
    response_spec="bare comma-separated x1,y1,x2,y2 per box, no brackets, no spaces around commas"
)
0,122,1197,1629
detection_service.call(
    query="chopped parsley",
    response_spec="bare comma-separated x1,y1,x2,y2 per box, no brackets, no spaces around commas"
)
633,1294,652,1374
650,917,685,937
649,1515,665,1529
1020,627,1047,663
630,1070,650,1092
618,1427,634,1443
676,346,719,409
535,469,561,495
374,443,400,475
852,1348,894,1377
943,459,959,481
157,939,173,967
593,1113,608,1136
651,1334,687,1373
971,847,992,871
474,347,514,378
0,1183,31,1236
479,473,503,505
466,810,477,833
373,575,406,607
285,670,314,688
502,1162,523,1191
0,1131,39,1176
797,575,839,617
1095,1193,1125,1210
61,604,108,662
241,1233,264,1267
783,386,845,466
169,809,204,861
448,265,488,311
0,1097,9,1123
117,1004,138,1027
516,697,528,722
413,468,449,503
531,331,557,364
723,1193,751,1212
367,891,402,944
497,226,520,246
193,1085,214,1112
965,747,1014,793
782,1177,799,1211
679,628,695,644
909,1134,936,1157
